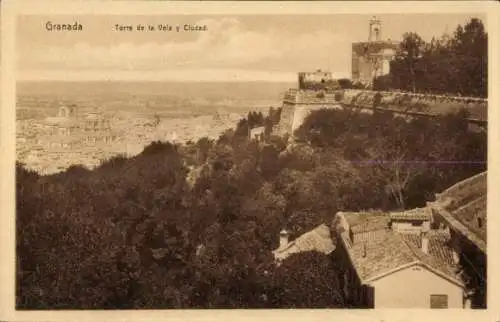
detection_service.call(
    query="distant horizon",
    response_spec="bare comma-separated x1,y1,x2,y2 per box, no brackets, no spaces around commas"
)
16,79,297,83
16,79,294,103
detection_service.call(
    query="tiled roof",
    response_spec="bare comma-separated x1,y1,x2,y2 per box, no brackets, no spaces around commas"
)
337,212,463,286
436,172,486,210
432,203,486,253
342,211,390,234
451,195,486,239
341,229,416,281
273,224,335,260
433,171,486,251
400,233,456,276
389,207,431,221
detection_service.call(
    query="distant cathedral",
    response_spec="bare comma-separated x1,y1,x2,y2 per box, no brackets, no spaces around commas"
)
58,104,78,118
351,16,400,86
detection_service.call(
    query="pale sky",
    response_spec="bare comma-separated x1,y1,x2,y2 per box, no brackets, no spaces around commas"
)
17,14,486,82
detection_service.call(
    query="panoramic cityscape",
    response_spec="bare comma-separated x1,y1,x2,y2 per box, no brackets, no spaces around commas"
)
16,89,251,174
15,13,487,310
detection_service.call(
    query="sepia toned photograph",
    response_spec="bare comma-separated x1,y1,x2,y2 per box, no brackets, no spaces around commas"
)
6,3,492,315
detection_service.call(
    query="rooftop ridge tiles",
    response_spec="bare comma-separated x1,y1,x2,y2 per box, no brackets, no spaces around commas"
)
450,194,486,214
389,207,431,220
438,171,487,199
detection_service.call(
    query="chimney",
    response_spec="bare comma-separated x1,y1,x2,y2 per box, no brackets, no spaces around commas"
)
421,231,429,254
279,229,289,249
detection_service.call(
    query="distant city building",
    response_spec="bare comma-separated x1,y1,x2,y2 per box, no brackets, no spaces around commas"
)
298,69,340,91
351,16,399,86
249,126,265,141
37,107,116,154
57,104,78,118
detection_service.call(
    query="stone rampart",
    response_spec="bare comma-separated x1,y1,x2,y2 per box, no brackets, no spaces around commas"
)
278,89,343,135
277,89,487,136
341,90,487,121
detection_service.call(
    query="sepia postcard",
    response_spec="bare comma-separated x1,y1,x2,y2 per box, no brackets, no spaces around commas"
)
1,1,500,322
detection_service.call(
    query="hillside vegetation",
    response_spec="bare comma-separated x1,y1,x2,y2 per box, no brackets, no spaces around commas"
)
17,107,486,309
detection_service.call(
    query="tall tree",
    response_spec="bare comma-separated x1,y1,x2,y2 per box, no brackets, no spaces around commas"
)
451,18,488,97
396,32,425,92
379,18,487,96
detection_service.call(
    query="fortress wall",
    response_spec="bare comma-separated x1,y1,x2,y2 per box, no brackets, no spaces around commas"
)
341,90,487,121
278,99,343,136
291,103,343,134
277,89,487,137
278,102,296,135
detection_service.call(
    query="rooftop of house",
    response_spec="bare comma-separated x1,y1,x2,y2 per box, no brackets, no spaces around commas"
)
337,211,462,287
389,207,431,221
437,172,486,212
401,231,456,270
433,171,486,252
273,223,335,260
340,210,390,234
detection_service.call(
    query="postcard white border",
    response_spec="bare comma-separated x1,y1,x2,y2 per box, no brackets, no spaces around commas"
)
1,1,499,322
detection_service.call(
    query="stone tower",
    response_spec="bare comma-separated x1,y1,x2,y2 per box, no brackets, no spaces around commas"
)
352,17,398,85
369,16,382,42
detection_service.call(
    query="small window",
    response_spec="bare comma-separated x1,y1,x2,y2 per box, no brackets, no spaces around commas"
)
477,217,483,228
430,294,448,309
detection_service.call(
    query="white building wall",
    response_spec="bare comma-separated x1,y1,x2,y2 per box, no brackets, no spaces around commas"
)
370,265,463,308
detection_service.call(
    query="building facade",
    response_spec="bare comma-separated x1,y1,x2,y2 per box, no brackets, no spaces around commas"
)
335,210,467,308
389,207,432,234
298,69,339,91
352,17,399,86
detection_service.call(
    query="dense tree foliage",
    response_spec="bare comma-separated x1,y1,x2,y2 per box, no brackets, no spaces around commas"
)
374,18,487,97
295,107,485,209
234,111,266,138
16,103,486,308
